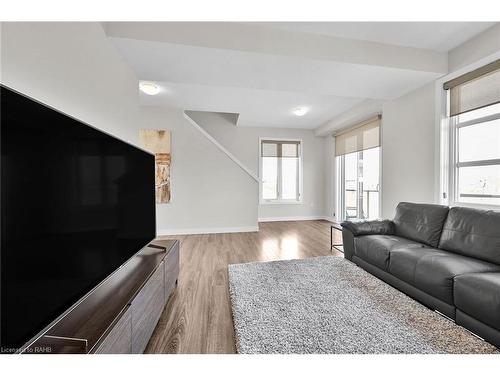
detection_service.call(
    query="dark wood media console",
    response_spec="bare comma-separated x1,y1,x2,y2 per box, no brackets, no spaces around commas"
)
22,239,179,354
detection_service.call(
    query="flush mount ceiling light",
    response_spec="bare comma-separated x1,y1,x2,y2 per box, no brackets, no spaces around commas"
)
139,81,160,96
292,106,309,116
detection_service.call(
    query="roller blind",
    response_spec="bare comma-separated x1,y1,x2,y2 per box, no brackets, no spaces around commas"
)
261,140,300,157
334,115,381,157
443,59,500,117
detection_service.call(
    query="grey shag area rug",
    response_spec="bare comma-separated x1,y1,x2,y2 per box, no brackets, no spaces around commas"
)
228,256,498,354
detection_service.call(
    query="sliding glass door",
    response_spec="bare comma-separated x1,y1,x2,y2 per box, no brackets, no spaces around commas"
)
335,115,381,221
343,151,359,220
338,147,380,221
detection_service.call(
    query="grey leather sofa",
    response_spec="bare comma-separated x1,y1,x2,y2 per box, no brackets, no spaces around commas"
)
341,202,500,348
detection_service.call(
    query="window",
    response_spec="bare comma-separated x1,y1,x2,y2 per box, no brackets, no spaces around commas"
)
335,116,381,220
260,139,302,203
442,59,500,208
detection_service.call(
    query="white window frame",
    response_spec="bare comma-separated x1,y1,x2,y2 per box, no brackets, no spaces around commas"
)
259,137,303,205
437,52,500,210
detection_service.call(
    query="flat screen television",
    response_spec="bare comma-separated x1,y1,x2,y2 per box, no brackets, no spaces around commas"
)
0,85,156,351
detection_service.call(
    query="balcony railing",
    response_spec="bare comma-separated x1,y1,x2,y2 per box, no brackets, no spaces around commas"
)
345,188,379,220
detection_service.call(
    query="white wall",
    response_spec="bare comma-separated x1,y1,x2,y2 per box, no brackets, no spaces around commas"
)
380,83,436,218
1,22,258,234
185,111,327,220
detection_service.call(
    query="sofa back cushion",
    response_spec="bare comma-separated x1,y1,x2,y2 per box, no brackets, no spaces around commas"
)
439,207,500,265
393,202,449,247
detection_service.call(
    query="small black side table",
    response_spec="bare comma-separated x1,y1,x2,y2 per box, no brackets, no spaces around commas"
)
330,223,344,253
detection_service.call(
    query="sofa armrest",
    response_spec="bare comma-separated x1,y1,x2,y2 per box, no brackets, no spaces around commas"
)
340,220,394,237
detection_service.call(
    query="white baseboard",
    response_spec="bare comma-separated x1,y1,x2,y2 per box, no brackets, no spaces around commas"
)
258,215,340,223
157,226,259,236
258,216,330,223
158,217,339,235
321,216,339,223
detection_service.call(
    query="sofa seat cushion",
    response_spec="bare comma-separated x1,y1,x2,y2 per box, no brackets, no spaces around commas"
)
389,248,500,304
413,251,500,304
354,235,427,271
388,247,440,285
454,273,500,331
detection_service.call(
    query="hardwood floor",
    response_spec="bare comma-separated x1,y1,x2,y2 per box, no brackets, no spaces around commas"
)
145,220,343,354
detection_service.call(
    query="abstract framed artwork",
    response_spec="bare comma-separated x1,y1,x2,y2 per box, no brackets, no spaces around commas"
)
139,129,171,203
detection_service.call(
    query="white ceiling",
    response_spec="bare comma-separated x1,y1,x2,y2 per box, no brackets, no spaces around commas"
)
105,22,495,130
112,38,440,99
256,22,495,52
138,81,364,129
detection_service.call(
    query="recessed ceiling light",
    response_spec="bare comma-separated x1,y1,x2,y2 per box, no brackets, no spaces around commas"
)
292,106,309,116
139,81,160,96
